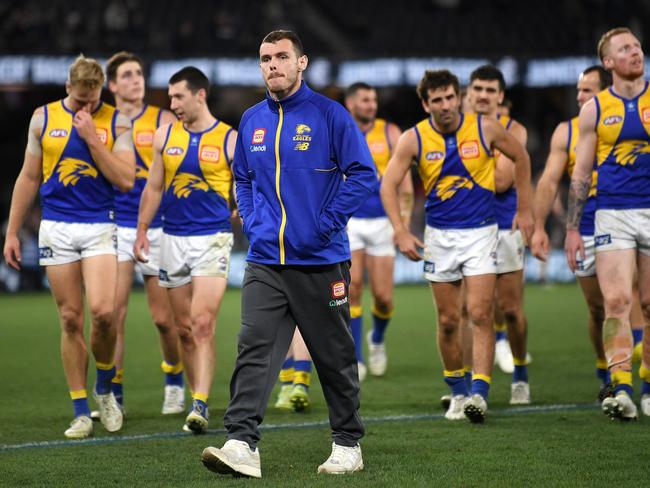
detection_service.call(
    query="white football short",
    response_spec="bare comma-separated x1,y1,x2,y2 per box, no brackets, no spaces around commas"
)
158,231,234,288
574,235,596,278
496,229,525,274
117,226,162,276
423,224,498,282
346,216,396,257
39,220,117,266
594,208,650,256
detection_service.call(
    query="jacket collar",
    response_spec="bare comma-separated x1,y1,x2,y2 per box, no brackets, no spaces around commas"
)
265,81,312,113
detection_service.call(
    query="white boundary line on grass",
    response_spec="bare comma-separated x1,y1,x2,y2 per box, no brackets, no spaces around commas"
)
0,402,598,452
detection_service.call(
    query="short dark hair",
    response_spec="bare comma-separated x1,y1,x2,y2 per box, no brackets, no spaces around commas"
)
582,65,613,90
261,30,304,57
345,82,374,100
416,70,459,101
106,51,144,82
169,66,210,96
469,65,506,92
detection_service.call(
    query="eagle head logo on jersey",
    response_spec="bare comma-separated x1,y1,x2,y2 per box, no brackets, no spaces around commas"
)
435,175,474,201
295,124,311,135
135,166,149,180
56,158,98,186
172,172,209,198
613,140,650,166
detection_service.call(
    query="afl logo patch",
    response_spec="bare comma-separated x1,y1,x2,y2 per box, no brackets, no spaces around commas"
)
95,128,108,145
331,281,346,299
200,145,220,163
603,115,623,126
252,128,266,144
135,130,154,147
460,141,479,159
642,108,650,123
49,129,68,137
166,146,184,156
425,151,444,161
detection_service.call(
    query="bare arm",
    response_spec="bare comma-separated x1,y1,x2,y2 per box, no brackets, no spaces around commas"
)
159,109,177,127
73,110,135,191
388,123,414,226
380,128,423,260
3,110,44,269
134,124,167,261
494,121,527,193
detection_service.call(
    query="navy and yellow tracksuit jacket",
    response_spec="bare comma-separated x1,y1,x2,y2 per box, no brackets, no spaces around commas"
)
234,82,377,265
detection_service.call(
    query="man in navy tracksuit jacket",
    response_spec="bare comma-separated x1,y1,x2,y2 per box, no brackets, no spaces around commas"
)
201,31,377,478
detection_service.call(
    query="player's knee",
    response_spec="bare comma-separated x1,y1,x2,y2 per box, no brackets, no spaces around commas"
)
176,322,194,344
603,293,631,317
467,305,492,327
640,298,650,321
150,309,174,334
349,281,362,303
500,302,522,325
192,312,215,341
438,312,460,339
59,308,84,335
373,294,393,314
90,305,114,329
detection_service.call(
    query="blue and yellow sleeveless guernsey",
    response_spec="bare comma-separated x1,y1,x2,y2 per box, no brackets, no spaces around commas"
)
566,115,598,235
594,81,650,210
161,119,233,236
494,115,517,230
40,100,118,223
414,113,495,229
115,105,164,228
353,118,392,218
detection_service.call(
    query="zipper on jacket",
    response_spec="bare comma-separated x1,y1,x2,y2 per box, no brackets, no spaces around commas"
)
275,102,287,264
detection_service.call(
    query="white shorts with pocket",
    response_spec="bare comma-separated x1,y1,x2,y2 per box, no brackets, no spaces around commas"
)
158,231,234,288
39,220,117,266
496,229,525,274
423,224,498,282
594,208,650,256
117,226,162,276
346,216,396,257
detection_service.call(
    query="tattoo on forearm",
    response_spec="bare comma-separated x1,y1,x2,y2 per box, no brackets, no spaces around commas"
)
567,177,590,229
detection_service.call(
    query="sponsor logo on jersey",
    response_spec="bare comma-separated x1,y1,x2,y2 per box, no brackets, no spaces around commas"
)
329,296,349,307
49,129,68,138
459,140,479,159
166,146,184,156
39,246,53,259
252,128,266,144
200,145,220,163
95,128,108,145
594,234,612,247
603,115,623,126
293,123,312,150
642,108,650,124
331,280,346,299
250,145,266,152
424,261,435,273
135,130,154,147
425,151,444,161
159,269,169,281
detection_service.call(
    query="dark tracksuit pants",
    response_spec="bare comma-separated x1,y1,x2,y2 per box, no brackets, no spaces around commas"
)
223,261,364,448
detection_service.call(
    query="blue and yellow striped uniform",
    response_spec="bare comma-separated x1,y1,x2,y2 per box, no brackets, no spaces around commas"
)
566,115,598,235
40,100,118,223
414,113,495,228
115,105,164,227
594,81,650,209
161,120,233,236
353,118,392,218
494,115,517,229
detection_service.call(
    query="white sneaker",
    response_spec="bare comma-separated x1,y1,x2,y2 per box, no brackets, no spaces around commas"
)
185,409,209,434
317,443,364,474
444,395,467,420
162,385,185,414
202,439,261,478
64,415,93,439
93,391,123,432
463,394,488,423
641,394,650,416
510,381,531,405
366,331,387,376
602,392,638,421
494,339,514,374
357,362,367,382
440,394,452,410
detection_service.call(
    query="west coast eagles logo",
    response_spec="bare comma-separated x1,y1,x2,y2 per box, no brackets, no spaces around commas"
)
135,166,149,180
613,139,650,166
293,123,312,151
172,172,209,198
435,175,474,201
56,158,98,186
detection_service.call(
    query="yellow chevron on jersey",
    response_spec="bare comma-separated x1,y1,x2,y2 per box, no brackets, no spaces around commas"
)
365,118,391,178
566,116,597,197
42,101,115,184
132,105,161,180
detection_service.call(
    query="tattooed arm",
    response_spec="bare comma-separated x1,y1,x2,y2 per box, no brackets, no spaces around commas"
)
564,99,598,271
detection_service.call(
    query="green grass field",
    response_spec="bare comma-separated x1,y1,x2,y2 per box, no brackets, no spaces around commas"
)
1,284,647,487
